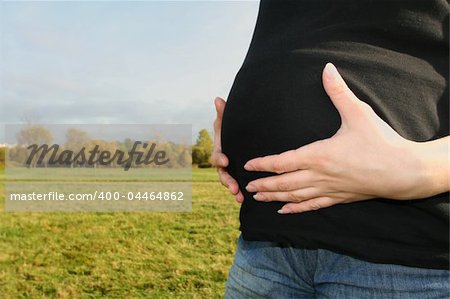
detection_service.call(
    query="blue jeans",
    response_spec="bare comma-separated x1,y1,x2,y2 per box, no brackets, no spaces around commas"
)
225,235,450,299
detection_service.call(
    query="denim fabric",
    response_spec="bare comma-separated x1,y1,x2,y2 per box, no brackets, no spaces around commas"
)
225,234,450,299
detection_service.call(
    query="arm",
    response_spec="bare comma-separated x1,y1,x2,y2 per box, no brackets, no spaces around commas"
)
412,136,450,198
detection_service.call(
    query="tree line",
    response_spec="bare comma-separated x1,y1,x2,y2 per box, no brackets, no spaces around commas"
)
2,126,215,169
7,126,191,169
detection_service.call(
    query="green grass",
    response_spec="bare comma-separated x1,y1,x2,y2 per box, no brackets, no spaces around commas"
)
6,167,193,182
191,168,219,182
0,167,240,298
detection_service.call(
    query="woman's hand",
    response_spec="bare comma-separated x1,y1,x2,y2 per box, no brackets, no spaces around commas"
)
244,63,447,214
211,97,244,203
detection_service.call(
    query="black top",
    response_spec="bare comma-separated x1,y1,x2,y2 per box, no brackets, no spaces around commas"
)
221,0,449,270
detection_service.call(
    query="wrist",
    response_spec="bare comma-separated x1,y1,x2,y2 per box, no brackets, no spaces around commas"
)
409,137,450,197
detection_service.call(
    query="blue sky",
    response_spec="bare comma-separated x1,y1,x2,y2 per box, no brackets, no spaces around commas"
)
0,0,259,143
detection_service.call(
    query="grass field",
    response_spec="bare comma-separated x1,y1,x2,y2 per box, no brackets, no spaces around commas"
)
0,168,241,298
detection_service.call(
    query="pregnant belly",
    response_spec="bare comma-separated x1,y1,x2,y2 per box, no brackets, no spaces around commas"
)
221,59,341,207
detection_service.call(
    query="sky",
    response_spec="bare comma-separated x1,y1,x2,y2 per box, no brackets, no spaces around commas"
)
0,0,260,143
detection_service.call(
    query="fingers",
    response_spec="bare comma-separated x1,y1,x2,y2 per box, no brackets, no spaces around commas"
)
214,97,226,144
322,63,359,106
213,97,226,153
244,142,320,174
278,197,338,214
276,192,374,214
212,97,243,203
215,97,226,118
218,167,237,192
235,190,244,203
211,96,229,168
244,150,297,173
245,171,311,192
253,187,320,203
217,167,243,203
322,63,365,127
211,151,228,168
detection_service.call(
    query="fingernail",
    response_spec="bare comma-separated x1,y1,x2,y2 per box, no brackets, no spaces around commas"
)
244,163,254,171
253,193,264,201
245,184,256,192
325,63,339,81
277,208,292,214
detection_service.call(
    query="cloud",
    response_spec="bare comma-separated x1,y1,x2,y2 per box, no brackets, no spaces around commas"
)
0,1,259,142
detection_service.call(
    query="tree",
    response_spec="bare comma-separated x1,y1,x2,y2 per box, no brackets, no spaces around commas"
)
65,128,90,167
65,128,89,150
178,148,192,167
17,125,53,146
192,129,213,165
16,125,53,167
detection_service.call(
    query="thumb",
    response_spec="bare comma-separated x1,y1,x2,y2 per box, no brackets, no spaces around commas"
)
214,97,226,121
322,63,364,128
213,97,226,152
213,97,226,136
